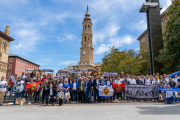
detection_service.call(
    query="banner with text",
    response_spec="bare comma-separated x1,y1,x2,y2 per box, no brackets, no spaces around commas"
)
125,85,159,98
98,85,114,98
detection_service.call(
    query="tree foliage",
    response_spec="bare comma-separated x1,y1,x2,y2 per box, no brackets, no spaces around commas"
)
101,46,150,75
156,0,180,73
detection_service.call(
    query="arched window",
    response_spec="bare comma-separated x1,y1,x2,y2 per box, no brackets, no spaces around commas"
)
3,42,7,53
0,52,2,60
85,36,86,42
88,25,89,30
85,25,86,30
0,39,2,51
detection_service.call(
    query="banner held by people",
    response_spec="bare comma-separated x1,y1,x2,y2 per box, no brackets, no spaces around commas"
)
125,85,159,98
112,83,125,93
25,82,42,93
98,85,114,98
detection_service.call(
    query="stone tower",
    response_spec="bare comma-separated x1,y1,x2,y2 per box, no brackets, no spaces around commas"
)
78,6,95,70
79,6,94,65
0,26,14,80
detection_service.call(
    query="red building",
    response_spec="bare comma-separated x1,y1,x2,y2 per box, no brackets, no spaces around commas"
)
6,54,40,79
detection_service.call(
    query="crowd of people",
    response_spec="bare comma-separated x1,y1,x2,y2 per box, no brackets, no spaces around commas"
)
0,71,180,106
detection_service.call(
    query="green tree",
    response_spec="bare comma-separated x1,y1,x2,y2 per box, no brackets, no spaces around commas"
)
101,46,150,75
156,0,180,73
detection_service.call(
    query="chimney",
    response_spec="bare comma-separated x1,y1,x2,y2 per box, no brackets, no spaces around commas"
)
4,26,10,36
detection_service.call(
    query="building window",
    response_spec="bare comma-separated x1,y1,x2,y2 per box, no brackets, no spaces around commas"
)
31,64,32,68
85,36,86,42
35,66,36,69
26,62,28,66
162,22,164,26
24,67,25,71
142,37,145,42
9,58,13,62
9,64,12,69
18,59,20,63
17,66,19,70
8,73,11,78
29,63,30,67
17,74,19,77
24,61,26,65
165,19,167,23
21,60,23,64
21,66,22,71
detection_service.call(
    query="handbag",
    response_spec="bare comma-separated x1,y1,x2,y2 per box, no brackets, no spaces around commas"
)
175,92,180,98
159,94,164,101
65,92,71,99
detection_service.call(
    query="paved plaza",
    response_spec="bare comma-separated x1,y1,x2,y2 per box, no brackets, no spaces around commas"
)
0,103,180,120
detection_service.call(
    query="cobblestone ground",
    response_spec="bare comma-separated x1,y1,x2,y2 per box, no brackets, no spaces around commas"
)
0,102,180,120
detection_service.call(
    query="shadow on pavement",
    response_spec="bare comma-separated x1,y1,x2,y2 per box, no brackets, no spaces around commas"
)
137,104,180,115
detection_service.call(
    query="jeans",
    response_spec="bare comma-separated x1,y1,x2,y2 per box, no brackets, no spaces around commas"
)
79,91,85,103
4,88,13,100
94,89,99,102
28,93,32,102
122,92,125,100
14,92,22,104
167,96,174,104
34,91,40,102
46,95,56,104
72,90,77,102
87,91,91,103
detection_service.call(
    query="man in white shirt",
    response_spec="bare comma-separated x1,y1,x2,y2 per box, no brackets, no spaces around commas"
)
0,76,7,105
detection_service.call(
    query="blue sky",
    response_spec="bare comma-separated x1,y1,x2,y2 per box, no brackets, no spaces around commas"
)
0,0,171,73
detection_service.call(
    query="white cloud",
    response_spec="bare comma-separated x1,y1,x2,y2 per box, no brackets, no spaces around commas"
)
65,34,76,40
161,0,172,13
130,20,147,32
95,35,134,55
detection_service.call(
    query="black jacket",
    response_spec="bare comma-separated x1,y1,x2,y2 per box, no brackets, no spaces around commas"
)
46,88,57,96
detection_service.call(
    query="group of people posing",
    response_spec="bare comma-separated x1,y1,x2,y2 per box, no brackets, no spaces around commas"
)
0,71,180,106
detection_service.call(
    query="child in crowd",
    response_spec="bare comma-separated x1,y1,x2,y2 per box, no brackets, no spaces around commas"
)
166,85,175,104
57,88,64,106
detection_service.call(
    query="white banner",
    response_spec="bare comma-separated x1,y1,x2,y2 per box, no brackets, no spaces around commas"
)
98,85,114,98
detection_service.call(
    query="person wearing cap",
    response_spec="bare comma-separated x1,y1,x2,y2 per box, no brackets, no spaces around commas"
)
46,83,57,106
57,88,64,106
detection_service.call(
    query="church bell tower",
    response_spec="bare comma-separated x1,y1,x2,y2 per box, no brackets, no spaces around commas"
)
79,6,94,65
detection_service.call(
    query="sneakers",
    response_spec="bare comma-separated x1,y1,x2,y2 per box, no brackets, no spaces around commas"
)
130,100,132,102
28,102,31,105
71,101,73,104
74,101,76,103
134,100,137,102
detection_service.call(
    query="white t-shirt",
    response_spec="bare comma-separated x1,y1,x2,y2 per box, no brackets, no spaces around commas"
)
129,79,136,85
50,89,53,95
107,81,110,85
145,79,151,85
0,81,7,91
58,83,63,89
96,80,99,86
73,83,76,89
115,79,122,84
166,91,173,98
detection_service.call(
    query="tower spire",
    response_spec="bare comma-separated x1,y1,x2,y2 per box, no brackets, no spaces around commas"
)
86,5,90,15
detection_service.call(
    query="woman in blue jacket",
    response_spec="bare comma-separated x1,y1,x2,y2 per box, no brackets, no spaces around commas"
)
71,78,78,103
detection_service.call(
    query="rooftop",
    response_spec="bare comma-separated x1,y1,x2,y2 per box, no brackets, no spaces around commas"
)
0,31,14,42
8,54,40,66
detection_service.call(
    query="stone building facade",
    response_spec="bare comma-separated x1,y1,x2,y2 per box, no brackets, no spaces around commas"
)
0,26,14,79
